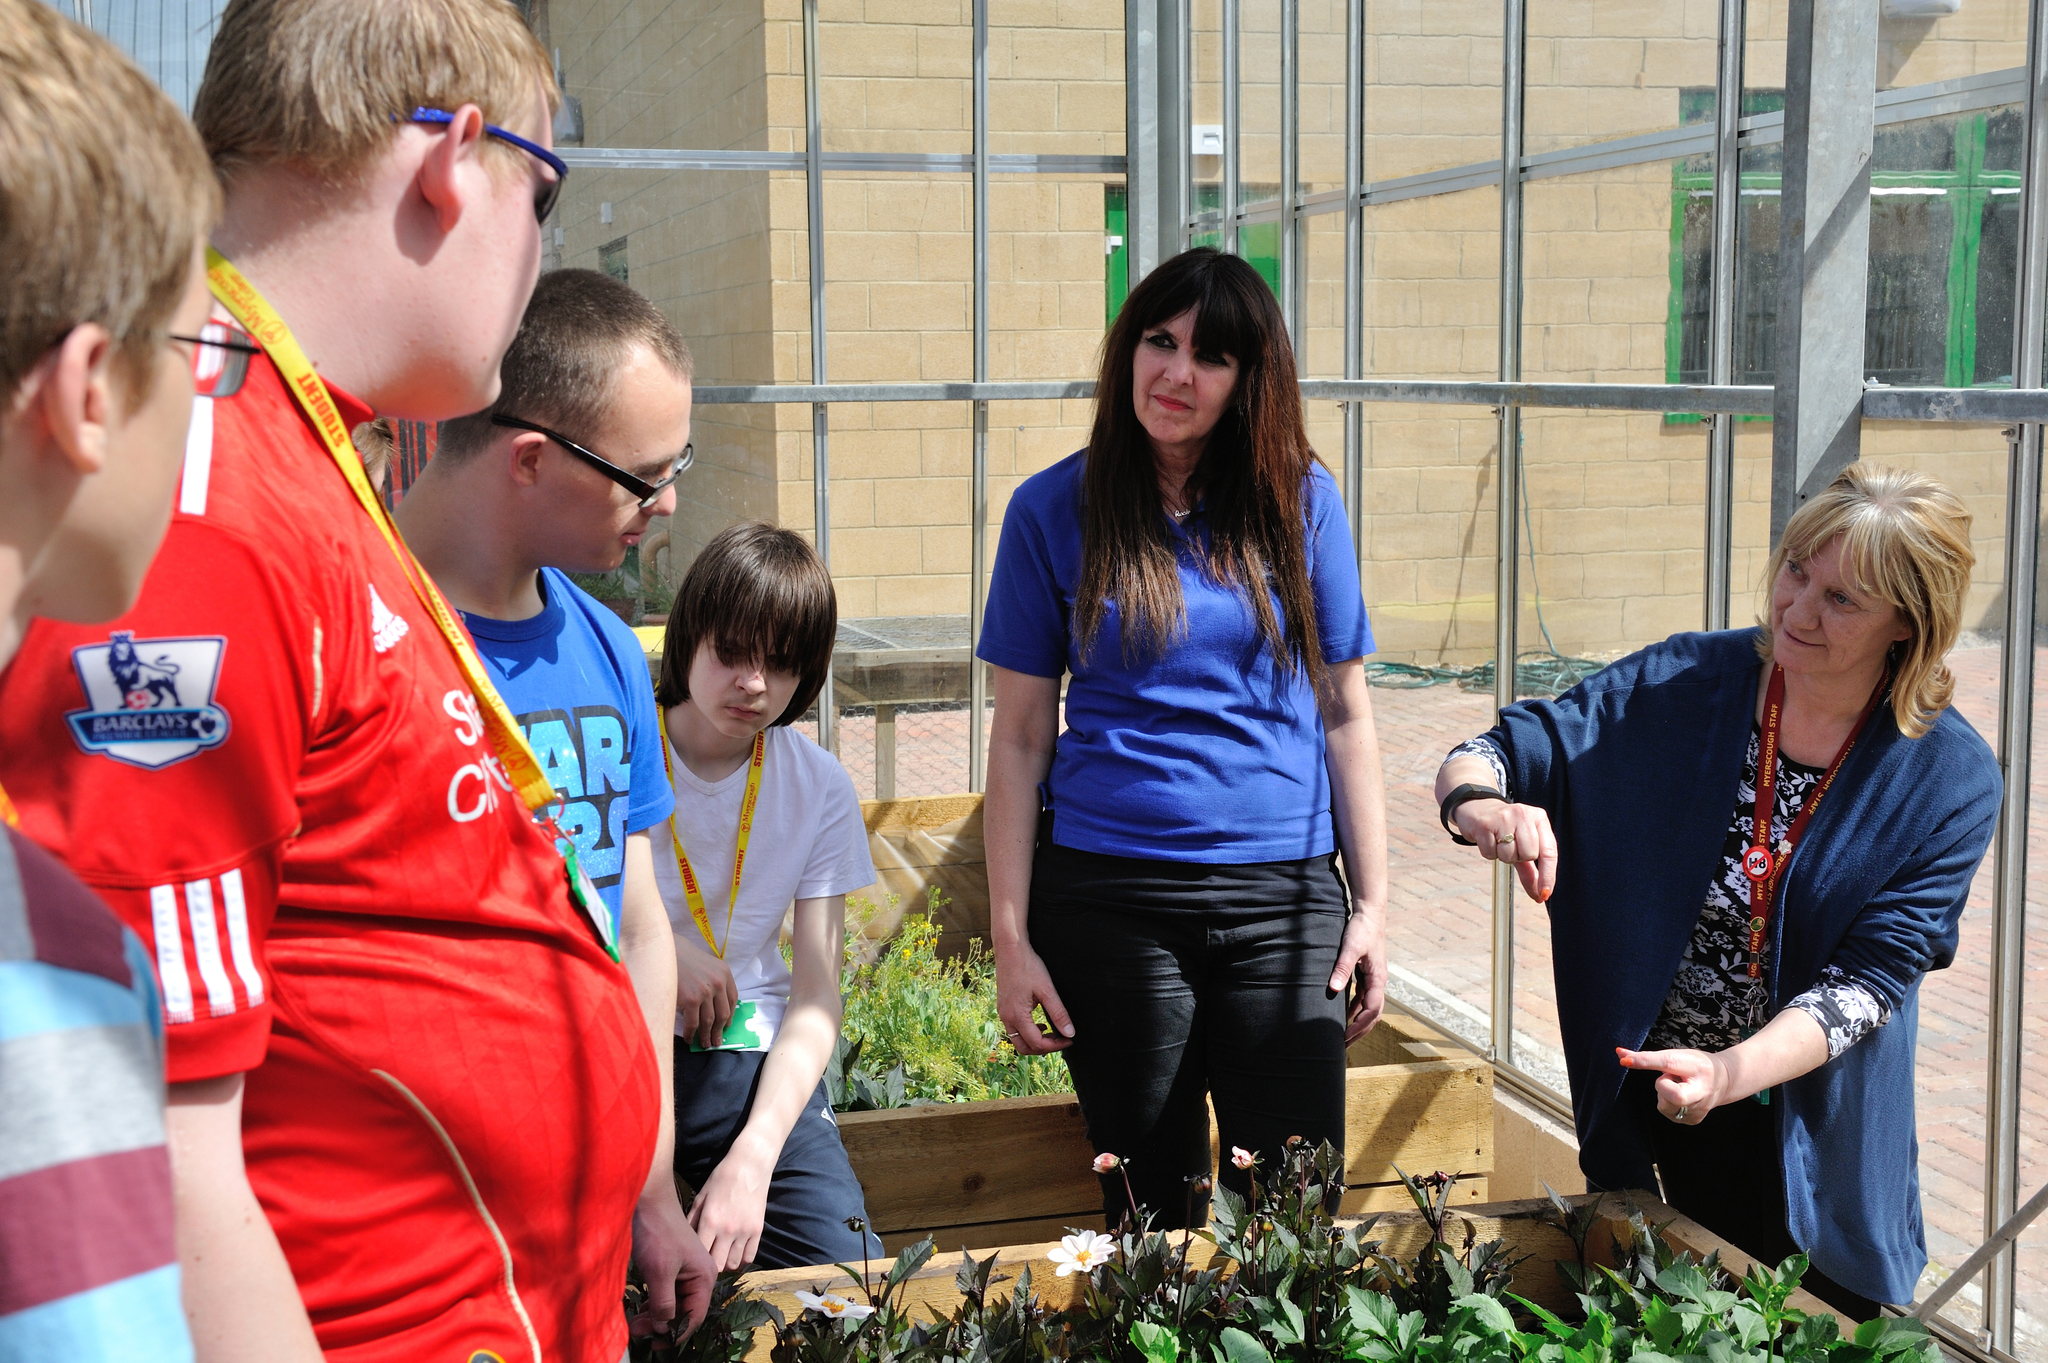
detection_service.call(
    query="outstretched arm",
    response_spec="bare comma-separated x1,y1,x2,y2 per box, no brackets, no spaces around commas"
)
1616,1008,1830,1123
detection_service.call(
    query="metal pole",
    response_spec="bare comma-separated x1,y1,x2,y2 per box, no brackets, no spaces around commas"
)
1178,0,1193,252
803,0,835,753
1341,0,1364,553
1491,0,1528,1067
969,0,990,793
1704,0,1743,630
1982,0,2048,1345
1127,0,1161,281
1767,0,1878,543
1222,0,1239,253
1279,0,1299,346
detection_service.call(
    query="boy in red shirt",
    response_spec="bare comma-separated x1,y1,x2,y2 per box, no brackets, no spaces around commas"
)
0,1,711,1359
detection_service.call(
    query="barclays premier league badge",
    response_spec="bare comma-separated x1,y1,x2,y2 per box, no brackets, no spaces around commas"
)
65,631,231,770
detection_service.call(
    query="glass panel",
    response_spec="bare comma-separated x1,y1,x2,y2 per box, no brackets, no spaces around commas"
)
824,401,974,791
1362,0,1503,184
1361,185,1501,379
989,0,1126,159
991,173,1127,379
52,0,225,111
1521,159,1685,384
1743,0,1788,97
1302,208,1347,379
814,0,970,154
821,171,974,381
1877,0,2025,92
1238,0,1283,211
1362,405,1500,1055
1295,0,1348,199
1192,0,1224,228
1523,2,1720,156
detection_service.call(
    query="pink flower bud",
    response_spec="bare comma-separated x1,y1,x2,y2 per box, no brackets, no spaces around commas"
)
1092,1153,1121,1173
1231,1146,1255,1169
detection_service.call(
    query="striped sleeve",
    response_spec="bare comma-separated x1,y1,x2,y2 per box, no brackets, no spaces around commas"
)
0,831,194,1363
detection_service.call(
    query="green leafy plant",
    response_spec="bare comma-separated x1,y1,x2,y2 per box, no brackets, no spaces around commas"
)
639,1156,1945,1363
831,894,1071,1110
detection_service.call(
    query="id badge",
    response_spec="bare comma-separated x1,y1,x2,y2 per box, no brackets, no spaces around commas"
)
562,841,621,962
688,998,763,1052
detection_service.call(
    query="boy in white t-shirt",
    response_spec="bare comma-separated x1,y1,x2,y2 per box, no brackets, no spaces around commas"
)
654,520,881,1270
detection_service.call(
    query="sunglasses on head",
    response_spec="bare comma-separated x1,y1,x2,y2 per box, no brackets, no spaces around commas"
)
403,107,569,224
491,414,693,510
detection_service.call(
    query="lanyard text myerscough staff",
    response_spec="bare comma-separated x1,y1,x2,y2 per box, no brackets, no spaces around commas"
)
658,715,764,959
1742,662,1888,982
204,250,556,814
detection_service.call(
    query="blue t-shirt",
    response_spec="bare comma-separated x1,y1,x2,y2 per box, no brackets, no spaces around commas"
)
977,452,1373,863
461,568,674,934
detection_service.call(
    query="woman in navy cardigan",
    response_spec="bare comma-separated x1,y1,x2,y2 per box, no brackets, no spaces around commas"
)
1435,463,1999,1316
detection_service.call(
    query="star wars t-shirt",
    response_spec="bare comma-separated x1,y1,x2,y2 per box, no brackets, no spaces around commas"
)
462,567,674,937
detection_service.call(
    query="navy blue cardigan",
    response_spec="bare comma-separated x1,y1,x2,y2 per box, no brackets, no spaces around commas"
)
1484,628,1999,1304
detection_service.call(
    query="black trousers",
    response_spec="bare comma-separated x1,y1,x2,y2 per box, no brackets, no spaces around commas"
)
1618,1070,1880,1320
672,1045,883,1270
1029,839,1350,1231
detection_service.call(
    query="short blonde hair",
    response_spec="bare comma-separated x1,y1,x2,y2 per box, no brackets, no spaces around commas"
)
1757,462,1975,739
0,0,218,399
193,0,556,187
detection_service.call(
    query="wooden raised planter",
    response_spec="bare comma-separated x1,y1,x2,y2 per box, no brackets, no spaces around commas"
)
736,1191,1845,1360
841,1020,1494,1256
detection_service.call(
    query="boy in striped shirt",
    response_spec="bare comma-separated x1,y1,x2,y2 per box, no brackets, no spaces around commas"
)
0,3,220,1356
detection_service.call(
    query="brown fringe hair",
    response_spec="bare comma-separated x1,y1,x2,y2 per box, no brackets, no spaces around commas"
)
1075,248,1326,691
656,521,837,728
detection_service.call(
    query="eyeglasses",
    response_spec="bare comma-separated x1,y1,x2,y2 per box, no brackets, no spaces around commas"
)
404,107,569,223
169,323,260,399
490,414,692,510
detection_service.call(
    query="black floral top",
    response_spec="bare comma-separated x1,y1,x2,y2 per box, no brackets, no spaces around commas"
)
1449,730,1890,1060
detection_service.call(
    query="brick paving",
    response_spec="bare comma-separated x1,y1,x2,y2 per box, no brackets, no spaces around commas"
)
816,646,2047,1339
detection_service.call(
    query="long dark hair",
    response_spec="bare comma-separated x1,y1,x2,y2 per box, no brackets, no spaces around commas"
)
1076,247,1325,690
657,521,837,727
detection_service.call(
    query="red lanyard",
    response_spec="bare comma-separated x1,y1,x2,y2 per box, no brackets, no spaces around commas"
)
1741,663,1888,979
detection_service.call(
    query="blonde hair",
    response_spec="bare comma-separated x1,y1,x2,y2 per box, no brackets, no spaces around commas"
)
1757,462,1975,739
193,0,556,187
0,0,219,400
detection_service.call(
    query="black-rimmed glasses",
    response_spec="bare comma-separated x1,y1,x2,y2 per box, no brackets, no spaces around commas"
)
169,323,260,399
405,107,569,223
491,414,692,509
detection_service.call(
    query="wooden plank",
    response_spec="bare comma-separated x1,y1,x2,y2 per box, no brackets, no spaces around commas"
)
1345,1009,1451,1068
876,1215,1091,1257
843,1060,1494,1239
1342,1058,1493,1186
856,795,989,950
862,794,984,834
840,1093,1097,1232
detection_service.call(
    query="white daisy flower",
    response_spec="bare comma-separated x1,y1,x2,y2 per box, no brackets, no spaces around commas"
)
1047,1228,1120,1277
794,1290,876,1321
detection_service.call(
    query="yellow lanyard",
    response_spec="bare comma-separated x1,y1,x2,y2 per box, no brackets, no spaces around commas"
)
205,250,555,814
657,714,764,959
0,781,17,829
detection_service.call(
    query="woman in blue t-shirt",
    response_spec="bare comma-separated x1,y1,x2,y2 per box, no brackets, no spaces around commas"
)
979,248,1389,1230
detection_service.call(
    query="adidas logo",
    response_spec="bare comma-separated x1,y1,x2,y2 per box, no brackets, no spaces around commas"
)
370,585,410,654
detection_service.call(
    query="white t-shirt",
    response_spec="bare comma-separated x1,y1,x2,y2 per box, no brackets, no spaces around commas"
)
654,724,876,1049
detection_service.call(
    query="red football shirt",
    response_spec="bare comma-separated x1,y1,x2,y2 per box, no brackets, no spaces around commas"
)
0,349,655,1362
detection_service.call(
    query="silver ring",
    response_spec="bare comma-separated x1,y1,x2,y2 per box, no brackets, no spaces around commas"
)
1671,1106,1691,1123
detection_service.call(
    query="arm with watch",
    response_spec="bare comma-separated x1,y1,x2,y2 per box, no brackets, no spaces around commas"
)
1432,746,1559,902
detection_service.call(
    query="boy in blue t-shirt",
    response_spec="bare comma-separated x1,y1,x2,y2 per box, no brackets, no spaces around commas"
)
397,267,710,1326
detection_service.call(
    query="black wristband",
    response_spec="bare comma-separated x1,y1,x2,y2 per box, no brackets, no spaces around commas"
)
1439,783,1508,846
